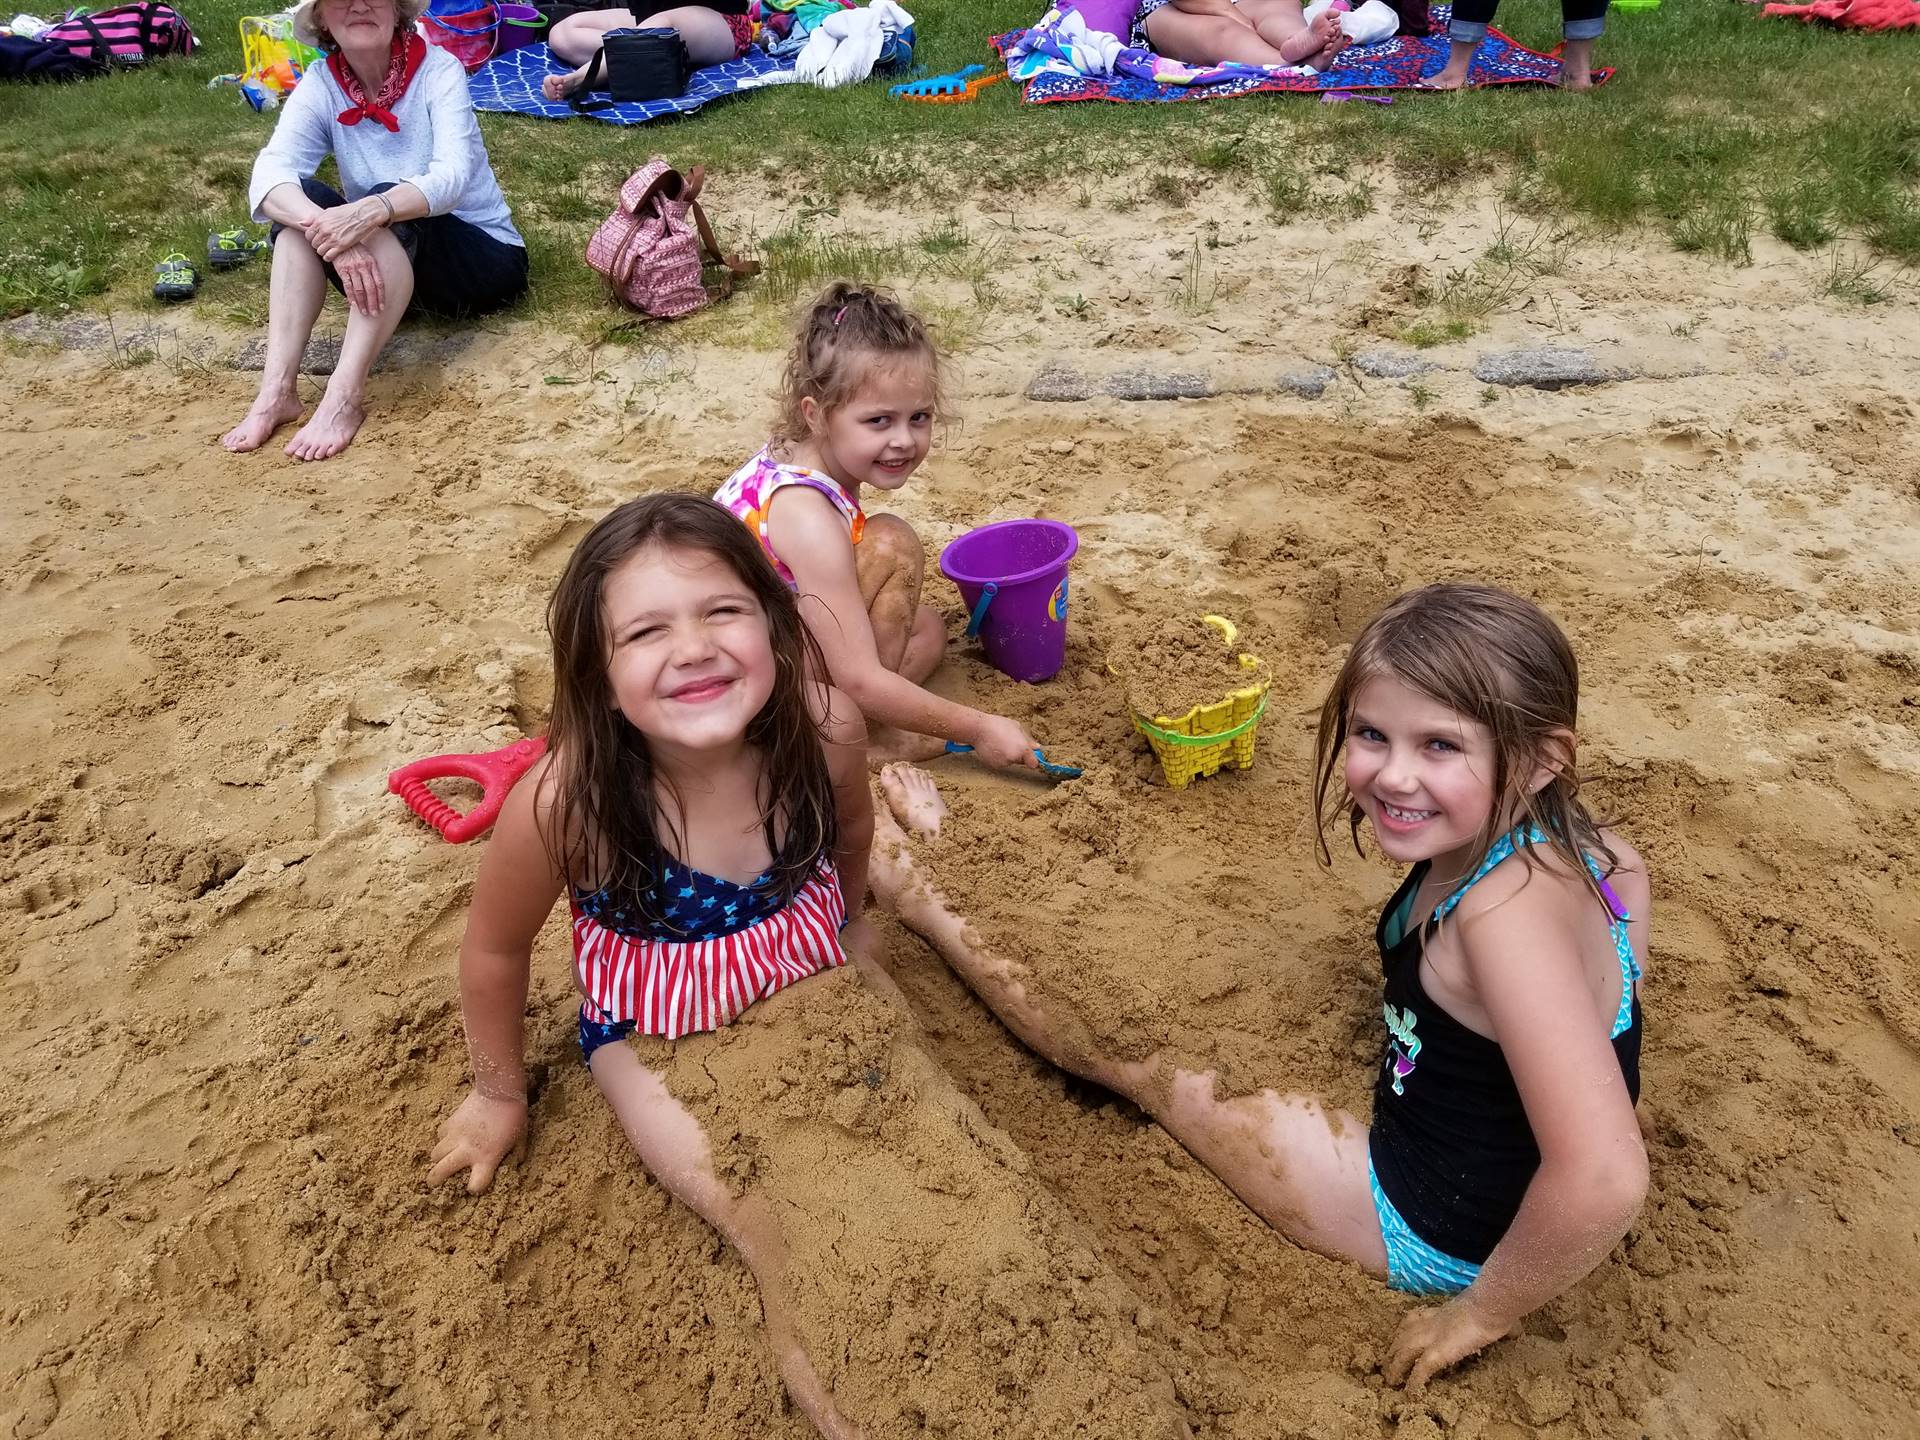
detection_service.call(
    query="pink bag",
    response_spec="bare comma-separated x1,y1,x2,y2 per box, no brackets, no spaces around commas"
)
585,159,757,320
42,2,195,64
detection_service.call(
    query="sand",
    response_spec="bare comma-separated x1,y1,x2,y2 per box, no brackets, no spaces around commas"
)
3,178,1918,1440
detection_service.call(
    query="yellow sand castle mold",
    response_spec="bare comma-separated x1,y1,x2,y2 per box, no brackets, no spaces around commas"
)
1125,615,1270,789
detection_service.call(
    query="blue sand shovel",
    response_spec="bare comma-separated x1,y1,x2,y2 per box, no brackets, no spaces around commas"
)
943,741,1084,779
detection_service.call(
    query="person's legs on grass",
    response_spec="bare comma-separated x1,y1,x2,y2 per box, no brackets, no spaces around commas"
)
542,7,737,98
1423,0,1493,87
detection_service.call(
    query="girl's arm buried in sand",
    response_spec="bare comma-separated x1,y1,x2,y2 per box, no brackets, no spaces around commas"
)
427,759,567,1194
768,493,1039,771
1386,887,1650,1391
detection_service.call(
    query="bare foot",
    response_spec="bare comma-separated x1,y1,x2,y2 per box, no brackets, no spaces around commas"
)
880,763,948,839
1280,10,1340,63
1419,63,1471,90
541,64,590,101
1303,29,1352,71
866,726,948,767
221,391,303,453
284,393,365,462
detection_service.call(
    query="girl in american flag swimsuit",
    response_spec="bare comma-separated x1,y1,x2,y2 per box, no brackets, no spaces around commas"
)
426,494,872,1439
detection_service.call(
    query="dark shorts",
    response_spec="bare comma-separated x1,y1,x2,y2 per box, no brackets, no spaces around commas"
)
272,177,529,320
579,1009,636,1066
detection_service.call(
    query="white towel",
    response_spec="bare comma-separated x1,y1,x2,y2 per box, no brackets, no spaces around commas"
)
791,0,915,88
1302,0,1401,45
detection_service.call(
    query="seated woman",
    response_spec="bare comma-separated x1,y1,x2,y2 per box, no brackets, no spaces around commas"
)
540,0,754,101
224,0,529,462
1138,0,1351,70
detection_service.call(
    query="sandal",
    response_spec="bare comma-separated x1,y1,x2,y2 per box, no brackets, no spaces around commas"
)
152,252,199,303
207,228,268,271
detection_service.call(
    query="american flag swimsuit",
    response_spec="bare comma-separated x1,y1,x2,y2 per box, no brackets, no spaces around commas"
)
572,859,847,1062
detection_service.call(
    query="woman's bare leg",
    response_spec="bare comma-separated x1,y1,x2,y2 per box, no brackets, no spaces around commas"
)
590,1042,862,1440
1237,0,1346,63
871,764,1389,1277
1145,4,1296,65
222,230,324,452
284,228,413,462
543,7,736,98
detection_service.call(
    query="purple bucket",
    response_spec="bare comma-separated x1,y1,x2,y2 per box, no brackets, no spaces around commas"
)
939,519,1079,683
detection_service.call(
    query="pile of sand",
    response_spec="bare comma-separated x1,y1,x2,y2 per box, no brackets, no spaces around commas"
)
1108,615,1273,722
3,183,1918,1440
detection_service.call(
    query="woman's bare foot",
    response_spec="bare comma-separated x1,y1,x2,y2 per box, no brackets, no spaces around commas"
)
1303,27,1352,70
879,763,947,839
221,390,303,453
1419,63,1471,89
284,392,366,462
1279,9,1340,62
541,63,591,101
1555,38,1595,90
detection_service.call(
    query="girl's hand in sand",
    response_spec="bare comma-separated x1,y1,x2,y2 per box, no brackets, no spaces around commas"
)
1383,1298,1513,1392
972,716,1042,771
427,1090,528,1194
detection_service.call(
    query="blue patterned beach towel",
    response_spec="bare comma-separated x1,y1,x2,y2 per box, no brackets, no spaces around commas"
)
995,4,1609,104
469,42,795,124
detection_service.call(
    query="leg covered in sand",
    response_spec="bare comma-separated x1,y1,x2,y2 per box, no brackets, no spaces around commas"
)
854,513,948,765
589,1042,862,1440
871,764,1390,1279
613,960,1186,1438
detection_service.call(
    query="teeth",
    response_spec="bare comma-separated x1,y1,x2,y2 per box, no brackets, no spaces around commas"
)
1383,804,1435,822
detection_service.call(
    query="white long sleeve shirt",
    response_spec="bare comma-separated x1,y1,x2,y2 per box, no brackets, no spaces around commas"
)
248,44,523,248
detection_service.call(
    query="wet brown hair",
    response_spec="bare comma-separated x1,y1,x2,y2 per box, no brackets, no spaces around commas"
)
1311,582,1618,906
770,282,945,448
540,494,838,929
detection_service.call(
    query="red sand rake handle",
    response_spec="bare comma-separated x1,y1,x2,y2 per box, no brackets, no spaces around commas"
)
387,736,549,844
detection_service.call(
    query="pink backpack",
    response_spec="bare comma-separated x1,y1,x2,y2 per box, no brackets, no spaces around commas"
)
585,160,757,320
42,2,195,64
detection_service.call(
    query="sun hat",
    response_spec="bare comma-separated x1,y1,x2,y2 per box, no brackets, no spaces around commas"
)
292,0,432,51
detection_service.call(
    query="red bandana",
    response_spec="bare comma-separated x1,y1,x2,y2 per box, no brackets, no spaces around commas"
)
329,30,426,133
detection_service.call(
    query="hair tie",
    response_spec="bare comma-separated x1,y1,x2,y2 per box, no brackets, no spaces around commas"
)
832,306,847,327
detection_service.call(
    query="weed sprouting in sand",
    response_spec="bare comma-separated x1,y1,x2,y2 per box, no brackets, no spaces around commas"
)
1669,194,1754,266
1820,250,1900,306
1765,182,1837,251
1265,162,1312,223
1171,240,1219,316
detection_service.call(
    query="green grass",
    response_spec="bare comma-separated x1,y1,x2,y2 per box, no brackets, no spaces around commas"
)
1,0,1916,321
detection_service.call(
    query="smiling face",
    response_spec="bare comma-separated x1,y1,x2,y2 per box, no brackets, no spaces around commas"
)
803,357,935,493
600,542,776,759
316,0,396,48
1342,671,1504,880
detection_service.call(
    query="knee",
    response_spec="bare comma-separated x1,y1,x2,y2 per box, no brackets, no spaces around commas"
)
861,514,925,570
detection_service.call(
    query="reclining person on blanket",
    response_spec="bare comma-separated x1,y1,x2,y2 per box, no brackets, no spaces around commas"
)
541,0,754,100
1135,0,1352,69
224,0,528,462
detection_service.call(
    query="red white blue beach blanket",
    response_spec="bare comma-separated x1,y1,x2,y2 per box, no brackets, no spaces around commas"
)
996,3,1609,104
